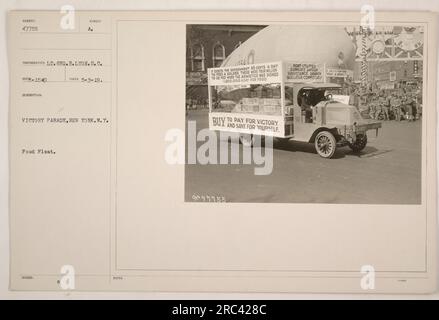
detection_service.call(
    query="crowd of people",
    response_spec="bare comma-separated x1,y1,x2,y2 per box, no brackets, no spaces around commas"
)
366,90,421,121
345,81,422,122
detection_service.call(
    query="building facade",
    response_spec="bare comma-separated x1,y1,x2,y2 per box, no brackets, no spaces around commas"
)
353,60,423,91
186,25,266,107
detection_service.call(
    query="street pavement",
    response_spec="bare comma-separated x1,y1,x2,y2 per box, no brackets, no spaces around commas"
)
185,109,422,204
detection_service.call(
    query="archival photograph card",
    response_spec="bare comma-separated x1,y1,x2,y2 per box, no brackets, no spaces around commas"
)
7,10,437,293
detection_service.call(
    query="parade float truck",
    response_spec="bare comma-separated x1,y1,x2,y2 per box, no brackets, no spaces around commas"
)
208,61,381,158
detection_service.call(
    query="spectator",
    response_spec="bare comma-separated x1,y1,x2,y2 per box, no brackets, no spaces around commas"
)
390,93,402,121
379,92,389,121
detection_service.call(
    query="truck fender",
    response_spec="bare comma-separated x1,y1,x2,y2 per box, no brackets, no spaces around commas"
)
308,127,338,143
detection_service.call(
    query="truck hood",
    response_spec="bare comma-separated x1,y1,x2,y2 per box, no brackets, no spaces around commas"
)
324,101,373,126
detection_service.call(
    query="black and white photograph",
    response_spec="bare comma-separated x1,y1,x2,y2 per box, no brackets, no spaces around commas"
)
3,4,438,298
185,24,424,204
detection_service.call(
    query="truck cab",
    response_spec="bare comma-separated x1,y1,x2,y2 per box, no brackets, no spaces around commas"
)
283,83,382,158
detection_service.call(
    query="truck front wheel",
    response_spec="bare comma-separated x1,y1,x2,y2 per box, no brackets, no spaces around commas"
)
315,131,337,158
348,133,367,152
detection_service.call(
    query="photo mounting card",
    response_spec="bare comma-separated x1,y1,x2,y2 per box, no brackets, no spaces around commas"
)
7,10,438,293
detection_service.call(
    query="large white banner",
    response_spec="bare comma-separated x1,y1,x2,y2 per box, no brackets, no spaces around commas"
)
285,62,325,82
208,62,282,86
209,112,285,137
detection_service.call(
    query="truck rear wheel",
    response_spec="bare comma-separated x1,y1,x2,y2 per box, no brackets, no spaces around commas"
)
315,131,336,158
349,134,367,152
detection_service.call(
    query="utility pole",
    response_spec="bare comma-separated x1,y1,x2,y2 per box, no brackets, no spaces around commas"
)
360,26,369,90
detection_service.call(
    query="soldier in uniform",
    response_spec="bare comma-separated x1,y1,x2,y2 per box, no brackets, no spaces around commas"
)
416,94,422,119
374,97,383,120
402,93,413,122
406,94,416,122
369,97,377,120
390,93,402,121
379,92,389,121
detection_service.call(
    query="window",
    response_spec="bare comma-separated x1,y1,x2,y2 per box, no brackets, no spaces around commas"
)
190,43,205,71
247,50,255,64
234,41,242,49
212,42,225,67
